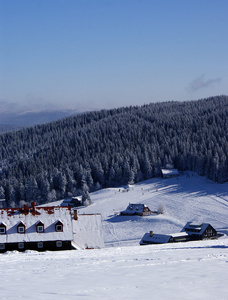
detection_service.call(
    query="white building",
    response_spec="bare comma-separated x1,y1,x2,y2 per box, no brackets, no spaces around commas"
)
0,202,104,252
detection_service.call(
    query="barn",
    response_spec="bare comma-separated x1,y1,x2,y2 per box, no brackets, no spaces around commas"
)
120,203,152,216
0,202,104,252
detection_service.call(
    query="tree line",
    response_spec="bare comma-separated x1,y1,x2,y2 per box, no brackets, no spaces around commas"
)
0,95,227,207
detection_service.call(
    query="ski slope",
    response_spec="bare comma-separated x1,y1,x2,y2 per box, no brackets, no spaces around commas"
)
0,172,227,299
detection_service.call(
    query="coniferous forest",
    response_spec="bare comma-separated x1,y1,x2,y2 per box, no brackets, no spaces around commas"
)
0,96,227,207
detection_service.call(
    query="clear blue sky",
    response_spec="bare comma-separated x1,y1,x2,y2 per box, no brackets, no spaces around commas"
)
0,0,227,112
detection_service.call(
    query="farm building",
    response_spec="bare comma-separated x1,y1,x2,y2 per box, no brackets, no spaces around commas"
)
120,203,152,216
0,202,104,252
161,168,179,178
140,222,217,245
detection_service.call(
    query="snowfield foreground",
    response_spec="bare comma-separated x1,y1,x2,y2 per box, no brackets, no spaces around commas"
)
0,239,227,299
1,172,228,299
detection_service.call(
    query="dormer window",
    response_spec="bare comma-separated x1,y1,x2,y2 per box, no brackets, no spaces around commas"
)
0,223,6,234
36,221,44,233
55,220,63,232
17,222,25,234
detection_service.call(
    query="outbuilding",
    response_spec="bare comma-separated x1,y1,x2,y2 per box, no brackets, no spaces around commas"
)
161,168,179,178
140,231,191,245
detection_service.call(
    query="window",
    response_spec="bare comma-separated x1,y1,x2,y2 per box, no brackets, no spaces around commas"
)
17,222,25,234
18,243,24,249
36,221,44,233
37,226,44,232
37,242,43,249
0,243,5,250
0,225,6,234
56,241,62,248
0,227,5,234
0,223,6,234
18,226,25,233
55,221,63,232
56,225,63,232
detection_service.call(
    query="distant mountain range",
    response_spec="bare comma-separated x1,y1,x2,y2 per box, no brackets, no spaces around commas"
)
0,108,93,132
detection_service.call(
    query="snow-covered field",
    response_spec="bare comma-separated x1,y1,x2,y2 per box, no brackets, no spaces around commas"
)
1,172,228,299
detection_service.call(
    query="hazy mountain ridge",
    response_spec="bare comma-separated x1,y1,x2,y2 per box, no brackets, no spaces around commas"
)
0,124,22,133
0,107,94,130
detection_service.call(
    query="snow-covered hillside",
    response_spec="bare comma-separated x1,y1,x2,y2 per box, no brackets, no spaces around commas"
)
79,172,228,247
1,172,228,299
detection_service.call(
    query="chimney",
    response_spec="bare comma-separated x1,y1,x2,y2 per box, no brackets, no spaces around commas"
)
31,202,36,211
74,210,78,220
150,231,154,237
23,204,29,214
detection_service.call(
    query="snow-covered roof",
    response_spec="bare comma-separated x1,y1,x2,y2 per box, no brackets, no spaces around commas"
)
72,214,104,249
0,206,73,243
140,233,171,244
62,199,72,203
161,169,179,176
171,232,189,238
121,203,149,214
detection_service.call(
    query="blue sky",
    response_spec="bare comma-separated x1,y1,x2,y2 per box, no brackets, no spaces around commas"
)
0,0,227,112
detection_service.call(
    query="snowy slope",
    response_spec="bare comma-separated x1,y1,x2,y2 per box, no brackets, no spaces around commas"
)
78,172,228,247
1,172,228,299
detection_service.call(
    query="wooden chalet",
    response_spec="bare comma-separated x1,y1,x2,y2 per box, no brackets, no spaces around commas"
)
0,202,104,253
120,203,152,216
181,222,217,240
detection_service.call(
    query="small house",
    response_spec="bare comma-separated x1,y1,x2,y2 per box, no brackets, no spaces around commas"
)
140,231,172,245
61,197,82,208
161,168,179,179
120,203,152,216
140,231,191,245
0,202,104,252
181,222,217,240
